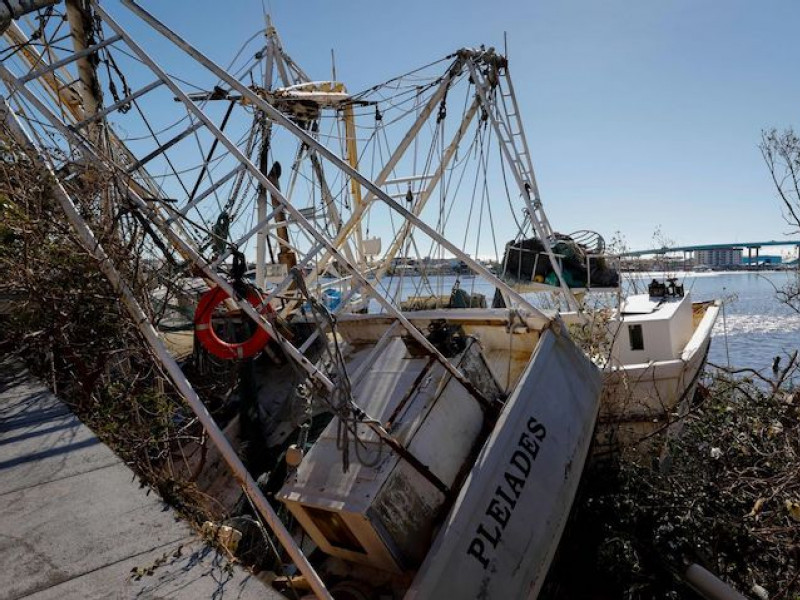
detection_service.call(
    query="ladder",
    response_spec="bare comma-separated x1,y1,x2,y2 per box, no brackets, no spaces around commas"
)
466,55,579,310
495,70,557,242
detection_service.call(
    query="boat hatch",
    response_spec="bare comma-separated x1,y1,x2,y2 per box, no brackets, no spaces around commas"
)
620,295,662,315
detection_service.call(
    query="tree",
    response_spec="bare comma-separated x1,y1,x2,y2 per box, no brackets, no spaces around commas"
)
759,128,800,313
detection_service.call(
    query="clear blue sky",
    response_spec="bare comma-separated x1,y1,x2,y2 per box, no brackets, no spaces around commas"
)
127,0,800,252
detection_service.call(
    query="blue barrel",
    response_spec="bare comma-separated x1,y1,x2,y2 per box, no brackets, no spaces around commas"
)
322,289,342,311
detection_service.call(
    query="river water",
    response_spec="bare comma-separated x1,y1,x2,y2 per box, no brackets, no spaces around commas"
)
629,270,800,370
374,270,800,371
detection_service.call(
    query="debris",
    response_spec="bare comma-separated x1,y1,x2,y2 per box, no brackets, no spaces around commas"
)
747,498,766,519
767,421,784,436
784,500,800,522
546,368,800,598
202,521,243,553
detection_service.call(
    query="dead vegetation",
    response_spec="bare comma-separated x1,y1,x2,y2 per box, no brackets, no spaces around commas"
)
0,129,302,583
761,128,800,313
0,129,221,524
548,364,800,599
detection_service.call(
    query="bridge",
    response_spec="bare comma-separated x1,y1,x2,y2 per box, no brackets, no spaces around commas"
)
619,240,800,258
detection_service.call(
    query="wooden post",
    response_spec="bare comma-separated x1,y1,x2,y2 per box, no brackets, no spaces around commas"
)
267,162,296,270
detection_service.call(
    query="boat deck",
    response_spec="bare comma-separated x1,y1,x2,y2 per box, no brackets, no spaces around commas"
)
0,356,278,600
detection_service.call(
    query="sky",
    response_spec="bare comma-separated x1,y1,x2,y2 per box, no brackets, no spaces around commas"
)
120,0,800,253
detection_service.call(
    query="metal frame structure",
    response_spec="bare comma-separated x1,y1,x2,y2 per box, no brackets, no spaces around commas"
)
0,95,335,600
465,57,580,310
248,17,360,289
115,0,550,317
0,7,554,596
0,4,602,598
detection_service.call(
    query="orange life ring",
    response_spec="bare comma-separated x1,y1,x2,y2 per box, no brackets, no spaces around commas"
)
194,285,273,360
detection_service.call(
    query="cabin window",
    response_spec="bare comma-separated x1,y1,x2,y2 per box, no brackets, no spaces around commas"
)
628,324,644,351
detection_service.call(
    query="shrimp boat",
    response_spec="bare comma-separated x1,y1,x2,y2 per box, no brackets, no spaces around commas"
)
0,2,602,598
498,236,721,455
594,281,720,455
1,2,723,595
1,0,721,595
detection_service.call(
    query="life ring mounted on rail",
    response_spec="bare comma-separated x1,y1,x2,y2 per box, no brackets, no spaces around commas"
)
194,285,274,360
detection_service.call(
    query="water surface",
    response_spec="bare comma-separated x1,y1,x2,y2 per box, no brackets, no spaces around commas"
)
373,270,800,371
629,271,800,370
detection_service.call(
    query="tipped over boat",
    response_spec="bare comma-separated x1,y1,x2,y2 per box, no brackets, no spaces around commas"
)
0,2,718,597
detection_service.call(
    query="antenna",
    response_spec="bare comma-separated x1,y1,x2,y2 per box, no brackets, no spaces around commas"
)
331,48,336,81
262,0,275,24
504,30,508,58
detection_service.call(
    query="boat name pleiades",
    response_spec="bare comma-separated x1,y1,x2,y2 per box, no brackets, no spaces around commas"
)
466,416,547,569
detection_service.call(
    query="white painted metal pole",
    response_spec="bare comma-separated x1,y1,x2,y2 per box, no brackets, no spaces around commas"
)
117,0,549,321
684,564,748,600
0,97,334,600
255,39,276,291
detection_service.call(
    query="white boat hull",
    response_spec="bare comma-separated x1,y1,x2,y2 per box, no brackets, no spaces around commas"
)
595,301,720,455
405,326,601,599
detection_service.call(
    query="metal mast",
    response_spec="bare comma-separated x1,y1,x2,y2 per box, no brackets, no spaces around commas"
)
465,52,580,311
251,17,364,289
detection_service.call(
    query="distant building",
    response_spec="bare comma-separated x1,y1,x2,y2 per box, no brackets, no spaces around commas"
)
695,248,742,267
741,255,782,266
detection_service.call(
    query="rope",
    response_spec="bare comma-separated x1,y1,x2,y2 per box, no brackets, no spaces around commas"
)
289,268,383,472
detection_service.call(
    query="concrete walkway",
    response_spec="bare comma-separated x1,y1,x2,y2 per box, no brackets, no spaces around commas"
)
0,356,279,599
